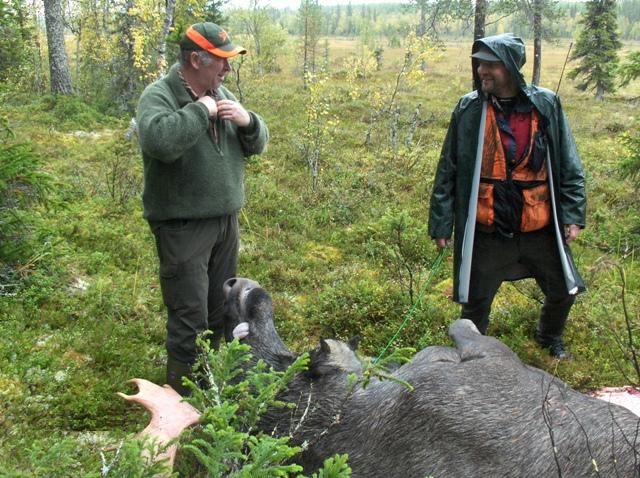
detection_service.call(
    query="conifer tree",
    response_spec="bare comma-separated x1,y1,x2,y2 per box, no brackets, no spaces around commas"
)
568,0,621,100
619,51,640,87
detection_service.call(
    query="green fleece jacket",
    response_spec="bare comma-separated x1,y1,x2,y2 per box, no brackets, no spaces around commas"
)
136,63,269,221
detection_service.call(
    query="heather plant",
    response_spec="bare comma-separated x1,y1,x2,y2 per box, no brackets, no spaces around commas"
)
619,127,640,182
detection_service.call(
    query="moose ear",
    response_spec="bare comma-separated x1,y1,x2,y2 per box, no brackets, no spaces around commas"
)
320,338,331,353
348,336,361,351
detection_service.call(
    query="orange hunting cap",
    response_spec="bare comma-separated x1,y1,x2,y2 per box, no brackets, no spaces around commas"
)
180,22,246,59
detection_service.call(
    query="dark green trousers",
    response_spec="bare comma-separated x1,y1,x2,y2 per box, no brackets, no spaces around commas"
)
461,227,575,343
150,214,239,365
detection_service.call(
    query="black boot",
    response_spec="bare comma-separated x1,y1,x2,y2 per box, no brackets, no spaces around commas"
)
166,356,193,396
460,297,493,335
534,334,571,359
535,294,575,360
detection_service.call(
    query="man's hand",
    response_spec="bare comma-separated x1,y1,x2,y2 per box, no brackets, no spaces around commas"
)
197,95,218,118
216,99,251,127
564,224,581,243
434,238,451,249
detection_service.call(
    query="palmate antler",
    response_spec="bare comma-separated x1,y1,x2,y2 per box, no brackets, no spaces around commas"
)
117,378,201,472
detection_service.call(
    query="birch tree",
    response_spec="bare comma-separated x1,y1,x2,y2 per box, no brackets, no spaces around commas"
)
299,0,322,88
156,0,177,76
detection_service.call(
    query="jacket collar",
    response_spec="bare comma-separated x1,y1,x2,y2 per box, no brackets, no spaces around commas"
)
166,63,197,107
165,62,228,105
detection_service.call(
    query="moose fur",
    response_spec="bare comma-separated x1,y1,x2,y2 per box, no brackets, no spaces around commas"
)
223,277,640,478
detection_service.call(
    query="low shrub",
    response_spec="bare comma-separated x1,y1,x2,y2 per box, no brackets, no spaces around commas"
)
0,118,52,264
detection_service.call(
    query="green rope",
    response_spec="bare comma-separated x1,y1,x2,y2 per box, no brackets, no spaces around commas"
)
374,247,448,364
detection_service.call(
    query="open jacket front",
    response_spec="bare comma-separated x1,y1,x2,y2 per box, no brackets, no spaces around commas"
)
428,33,586,303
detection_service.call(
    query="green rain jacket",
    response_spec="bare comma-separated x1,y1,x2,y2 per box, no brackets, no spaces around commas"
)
428,33,586,303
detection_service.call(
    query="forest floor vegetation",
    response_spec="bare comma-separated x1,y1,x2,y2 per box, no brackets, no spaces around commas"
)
0,38,639,475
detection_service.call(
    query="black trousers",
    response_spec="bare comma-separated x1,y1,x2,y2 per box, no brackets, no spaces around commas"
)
149,215,239,364
461,227,575,344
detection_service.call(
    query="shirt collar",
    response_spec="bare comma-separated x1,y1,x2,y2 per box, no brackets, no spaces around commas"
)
490,93,532,115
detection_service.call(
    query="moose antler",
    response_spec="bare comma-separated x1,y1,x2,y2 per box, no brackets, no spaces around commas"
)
117,378,201,471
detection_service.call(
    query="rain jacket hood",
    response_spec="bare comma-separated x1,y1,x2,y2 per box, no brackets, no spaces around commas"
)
471,33,527,95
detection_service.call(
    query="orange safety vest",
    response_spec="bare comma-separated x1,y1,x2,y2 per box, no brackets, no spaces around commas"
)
476,103,551,233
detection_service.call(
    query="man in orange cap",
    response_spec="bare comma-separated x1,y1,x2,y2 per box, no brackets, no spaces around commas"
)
137,22,269,395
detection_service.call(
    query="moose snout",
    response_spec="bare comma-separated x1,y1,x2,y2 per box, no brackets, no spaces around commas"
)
222,278,236,299
223,277,260,300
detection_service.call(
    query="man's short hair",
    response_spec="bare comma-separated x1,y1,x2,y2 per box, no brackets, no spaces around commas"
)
180,49,215,67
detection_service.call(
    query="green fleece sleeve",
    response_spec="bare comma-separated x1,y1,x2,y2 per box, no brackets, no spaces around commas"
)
136,86,210,163
219,86,269,157
237,111,269,157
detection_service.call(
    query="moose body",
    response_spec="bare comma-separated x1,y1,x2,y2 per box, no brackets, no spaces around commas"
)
223,278,640,477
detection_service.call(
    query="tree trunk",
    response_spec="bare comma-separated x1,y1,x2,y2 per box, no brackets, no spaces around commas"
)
32,0,45,93
473,0,486,40
75,21,82,87
303,3,309,88
417,1,426,37
531,0,542,85
120,0,137,112
43,0,74,94
156,0,177,77
232,55,245,103
418,1,427,71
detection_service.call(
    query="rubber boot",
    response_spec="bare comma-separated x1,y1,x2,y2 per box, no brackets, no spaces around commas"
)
210,326,224,350
536,295,574,343
166,356,192,397
535,295,575,359
209,318,235,350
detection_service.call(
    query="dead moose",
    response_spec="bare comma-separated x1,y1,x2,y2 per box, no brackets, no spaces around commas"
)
122,277,640,477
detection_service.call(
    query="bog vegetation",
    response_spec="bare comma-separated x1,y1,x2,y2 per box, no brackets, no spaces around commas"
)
1,0,640,475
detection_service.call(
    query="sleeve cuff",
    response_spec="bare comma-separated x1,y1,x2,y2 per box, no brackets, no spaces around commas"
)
238,112,257,134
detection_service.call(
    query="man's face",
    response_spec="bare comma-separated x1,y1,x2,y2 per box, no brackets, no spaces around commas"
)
194,52,231,92
476,60,517,98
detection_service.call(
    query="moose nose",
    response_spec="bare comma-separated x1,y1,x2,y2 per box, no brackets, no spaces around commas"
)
223,278,237,297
